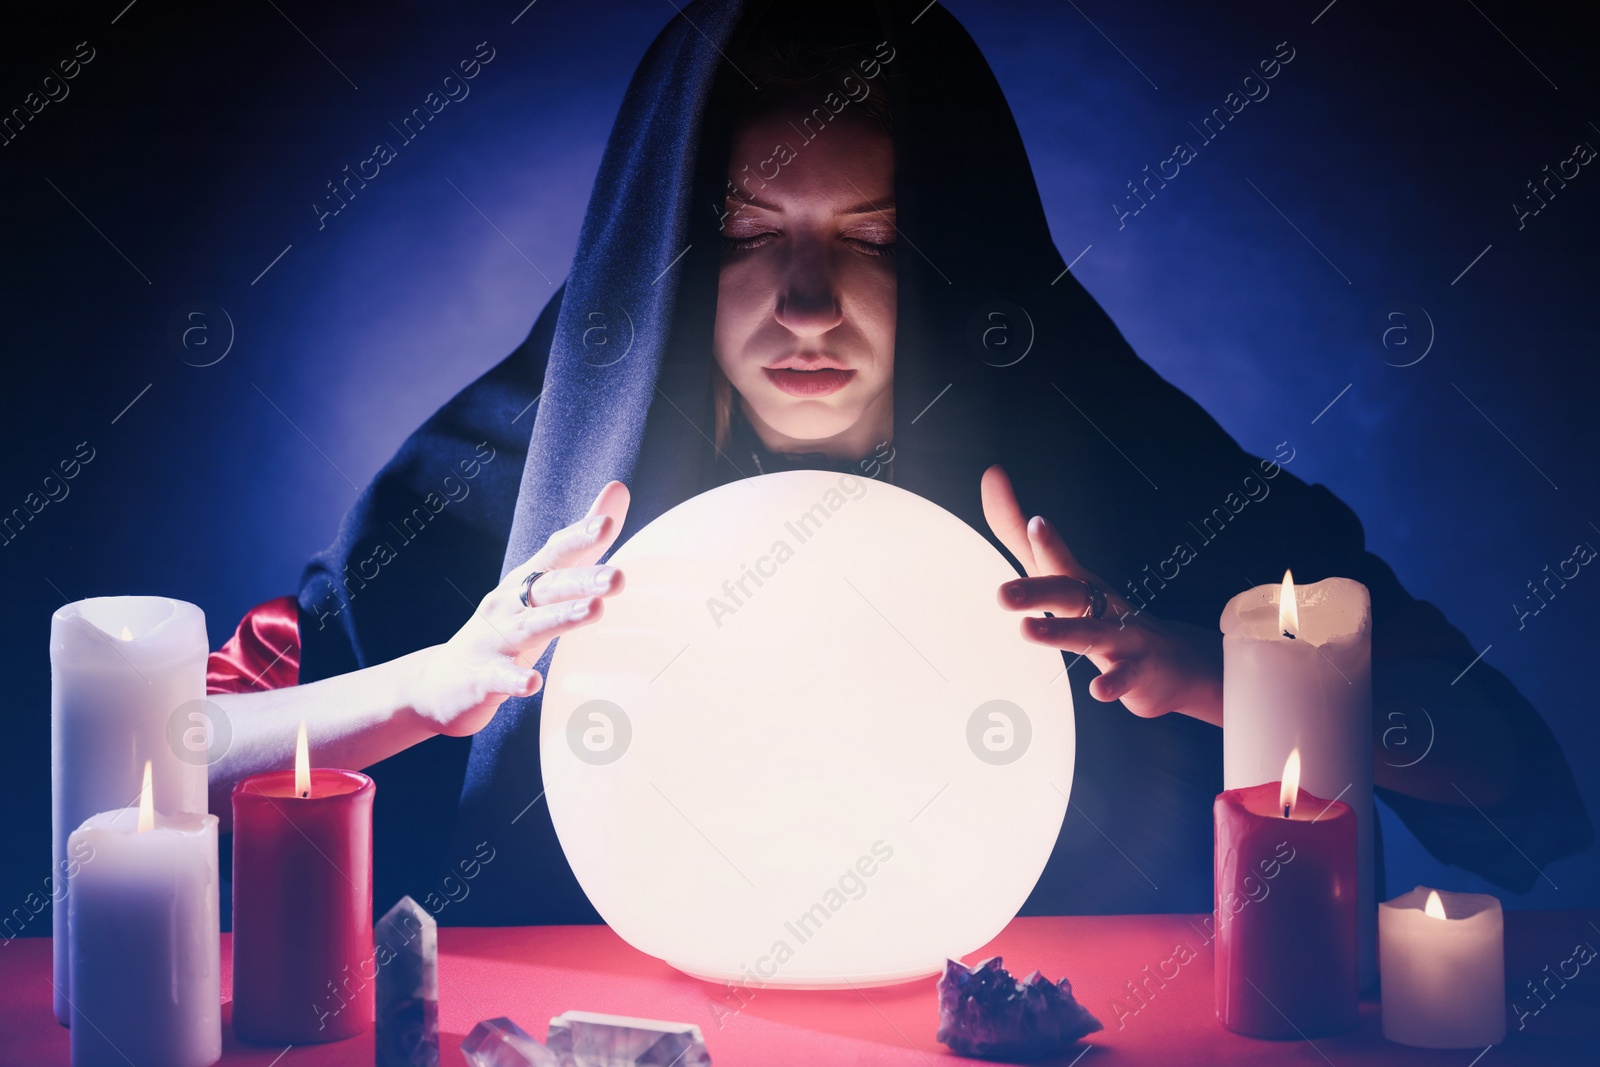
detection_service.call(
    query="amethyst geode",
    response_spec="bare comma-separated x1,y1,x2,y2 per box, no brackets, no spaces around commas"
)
936,957,1103,1060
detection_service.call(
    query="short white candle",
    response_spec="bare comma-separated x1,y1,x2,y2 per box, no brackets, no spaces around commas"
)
1379,887,1505,1048
50,595,209,1024
67,763,222,1067
1220,571,1375,985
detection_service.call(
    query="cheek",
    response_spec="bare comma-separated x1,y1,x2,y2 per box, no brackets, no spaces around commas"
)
718,259,782,320
713,262,767,362
842,262,896,357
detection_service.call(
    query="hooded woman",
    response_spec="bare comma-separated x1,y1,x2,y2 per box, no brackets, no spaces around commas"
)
204,0,1589,924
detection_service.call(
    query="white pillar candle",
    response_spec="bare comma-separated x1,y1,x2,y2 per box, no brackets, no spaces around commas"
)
1379,887,1505,1048
1220,572,1375,986
67,764,222,1067
51,596,210,1024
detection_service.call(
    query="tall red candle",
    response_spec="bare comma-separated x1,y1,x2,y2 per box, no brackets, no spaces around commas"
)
232,765,374,1043
1214,753,1357,1039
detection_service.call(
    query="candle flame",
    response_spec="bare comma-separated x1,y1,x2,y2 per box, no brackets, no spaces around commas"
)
120,626,133,641
1424,890,1447,920
1279,748,1301,817
1278,569,1300,637
136,760,154,834
294,721,311,798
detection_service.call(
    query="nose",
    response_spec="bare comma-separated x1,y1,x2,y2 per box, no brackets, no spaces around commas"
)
773,243,843,337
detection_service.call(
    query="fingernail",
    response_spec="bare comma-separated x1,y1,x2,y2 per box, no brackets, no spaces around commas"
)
592,568,615,593
1001,581,1027,605
570,598,593,619
586,516,605,535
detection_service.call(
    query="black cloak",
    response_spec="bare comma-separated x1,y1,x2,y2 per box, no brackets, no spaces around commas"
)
291,0,1590,923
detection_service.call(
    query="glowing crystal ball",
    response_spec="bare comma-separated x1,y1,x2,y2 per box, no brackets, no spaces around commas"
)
542,470,1072,988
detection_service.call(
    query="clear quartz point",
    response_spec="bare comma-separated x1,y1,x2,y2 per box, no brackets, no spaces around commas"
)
461,1017,562,1067
545,1011,711,1067
375,895,440,1067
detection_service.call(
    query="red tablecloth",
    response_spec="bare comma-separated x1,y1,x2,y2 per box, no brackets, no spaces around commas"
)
4,912,1594,1066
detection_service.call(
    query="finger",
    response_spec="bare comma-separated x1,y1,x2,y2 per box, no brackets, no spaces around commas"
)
1025,515,1132,615
1090,662,1140,704
489,663,544,700
570,480,629,561
585,479,631,524
1026,514,1093,581
999,574,1100,615
507,516,604,585
981,465,1038,576
523,565,625,607
512,489,629,581
1021,615,1142,658
508,594,604,648
582,479,632,566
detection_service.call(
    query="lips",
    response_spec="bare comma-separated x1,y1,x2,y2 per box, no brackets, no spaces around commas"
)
762,366,857,397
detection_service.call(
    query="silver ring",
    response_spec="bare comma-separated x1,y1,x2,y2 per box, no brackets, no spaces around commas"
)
519,570,546,608
1081,582,1107,620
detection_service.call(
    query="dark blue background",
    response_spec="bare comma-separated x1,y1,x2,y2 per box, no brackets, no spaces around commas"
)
2,0,1595,918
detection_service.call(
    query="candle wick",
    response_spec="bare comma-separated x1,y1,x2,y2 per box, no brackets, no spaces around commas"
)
300,790,309,799
1282,630,1296,640
1283,804,1290,818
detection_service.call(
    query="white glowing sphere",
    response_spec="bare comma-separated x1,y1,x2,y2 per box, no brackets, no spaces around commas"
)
542,470,1072,988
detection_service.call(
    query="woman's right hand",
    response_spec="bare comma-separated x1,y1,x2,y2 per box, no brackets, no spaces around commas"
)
406,480,631,737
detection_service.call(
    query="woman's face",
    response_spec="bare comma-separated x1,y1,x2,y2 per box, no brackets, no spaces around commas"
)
713,102,896,457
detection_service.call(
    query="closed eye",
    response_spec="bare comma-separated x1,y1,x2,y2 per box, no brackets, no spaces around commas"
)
721,232,897,257
721,232,777,252
843,236,896,257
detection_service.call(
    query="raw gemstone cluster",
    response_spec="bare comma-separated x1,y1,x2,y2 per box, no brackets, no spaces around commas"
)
462,1011,711,1067
935,956,1102,1060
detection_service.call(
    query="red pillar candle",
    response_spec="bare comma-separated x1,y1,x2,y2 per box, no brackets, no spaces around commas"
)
1214,750,1357,1038
231,724,374,1044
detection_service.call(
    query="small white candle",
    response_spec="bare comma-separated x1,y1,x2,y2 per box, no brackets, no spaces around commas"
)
1379,887,1505,1048
1220,571,1375,986
67,762,222,1067
50,595,209,1024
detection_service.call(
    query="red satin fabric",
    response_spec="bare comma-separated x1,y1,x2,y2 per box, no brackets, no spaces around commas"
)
206,594,300,694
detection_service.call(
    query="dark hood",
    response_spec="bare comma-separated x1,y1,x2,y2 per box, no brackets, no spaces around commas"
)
295,0,1590,923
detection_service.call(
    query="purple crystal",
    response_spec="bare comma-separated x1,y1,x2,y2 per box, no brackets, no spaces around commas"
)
461,1013,710,1067
546,1011,711,1067
461,1017,560,1067
936,957,1102,1060
375,895,439,1067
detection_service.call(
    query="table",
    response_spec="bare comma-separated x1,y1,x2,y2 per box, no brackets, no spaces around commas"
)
4,912,1594,1065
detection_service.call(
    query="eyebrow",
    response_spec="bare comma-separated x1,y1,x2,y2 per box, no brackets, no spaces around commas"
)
727,193,895,216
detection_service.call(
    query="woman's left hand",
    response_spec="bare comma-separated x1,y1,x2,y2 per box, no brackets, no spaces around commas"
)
981,465,1224,726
